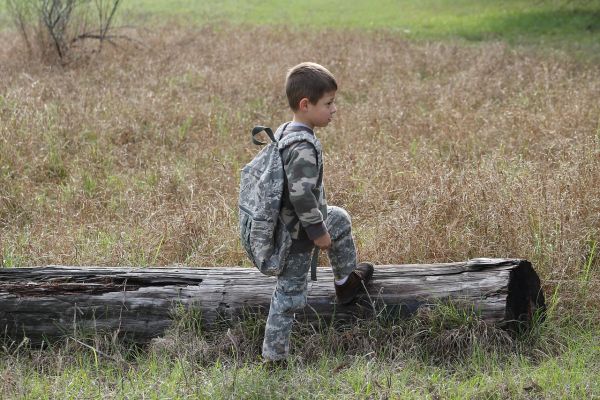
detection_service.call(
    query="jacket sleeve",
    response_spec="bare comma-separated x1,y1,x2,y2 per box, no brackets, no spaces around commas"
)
281,142,328,240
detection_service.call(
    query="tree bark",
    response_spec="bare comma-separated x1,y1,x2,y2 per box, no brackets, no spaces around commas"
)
0,258,545,343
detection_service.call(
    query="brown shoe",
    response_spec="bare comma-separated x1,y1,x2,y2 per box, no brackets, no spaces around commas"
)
334,262,374,305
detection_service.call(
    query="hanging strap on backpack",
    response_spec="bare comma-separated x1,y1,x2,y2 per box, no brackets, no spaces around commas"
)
310,247,319,281
251,126,276,145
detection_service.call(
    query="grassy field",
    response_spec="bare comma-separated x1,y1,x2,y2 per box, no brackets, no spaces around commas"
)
1,317,598,398
3,0,600,46
1,0,600,398
117,0,600,54
120,0,599,35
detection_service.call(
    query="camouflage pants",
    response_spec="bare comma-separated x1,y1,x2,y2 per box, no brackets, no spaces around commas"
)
262,205,357,361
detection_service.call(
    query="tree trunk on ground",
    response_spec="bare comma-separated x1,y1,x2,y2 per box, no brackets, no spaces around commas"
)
0,258,545,344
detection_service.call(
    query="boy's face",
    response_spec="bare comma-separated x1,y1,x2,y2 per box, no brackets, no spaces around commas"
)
304,90,337,128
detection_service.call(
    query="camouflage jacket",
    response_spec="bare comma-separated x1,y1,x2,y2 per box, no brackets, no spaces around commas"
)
278,123,328,244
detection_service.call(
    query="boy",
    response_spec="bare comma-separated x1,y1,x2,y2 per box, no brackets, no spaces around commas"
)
262,62,374,363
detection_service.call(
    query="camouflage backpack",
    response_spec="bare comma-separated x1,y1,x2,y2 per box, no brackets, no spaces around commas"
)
239,123,322,276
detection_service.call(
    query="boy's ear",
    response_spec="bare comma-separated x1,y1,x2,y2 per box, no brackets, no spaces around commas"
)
298,97,309,111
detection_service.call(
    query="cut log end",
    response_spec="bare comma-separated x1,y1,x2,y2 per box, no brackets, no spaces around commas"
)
505,260,547,329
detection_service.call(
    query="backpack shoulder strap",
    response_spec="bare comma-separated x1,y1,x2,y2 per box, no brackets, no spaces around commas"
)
278,129,324,186
276,127,324,283
277,130,320,151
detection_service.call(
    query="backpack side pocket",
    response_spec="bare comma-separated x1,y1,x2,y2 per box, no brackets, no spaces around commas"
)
249,218,279,276
239,205,290,276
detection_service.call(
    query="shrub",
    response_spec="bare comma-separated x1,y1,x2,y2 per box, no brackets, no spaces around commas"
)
6,0,122,63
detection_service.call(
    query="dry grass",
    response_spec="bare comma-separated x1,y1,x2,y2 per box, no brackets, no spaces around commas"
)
1,25,599,315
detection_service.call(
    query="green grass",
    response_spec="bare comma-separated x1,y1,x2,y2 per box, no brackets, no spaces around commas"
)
3,0,599,45
2,0,598,58
2,315,599,399
120,0,600,44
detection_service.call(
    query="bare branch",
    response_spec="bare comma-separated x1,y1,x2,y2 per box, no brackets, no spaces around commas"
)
6,0,124,63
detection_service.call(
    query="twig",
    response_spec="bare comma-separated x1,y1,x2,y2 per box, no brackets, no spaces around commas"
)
72,33,148,49
69,336,121,363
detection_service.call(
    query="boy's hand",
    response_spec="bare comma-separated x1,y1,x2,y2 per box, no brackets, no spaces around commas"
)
314,232,332,250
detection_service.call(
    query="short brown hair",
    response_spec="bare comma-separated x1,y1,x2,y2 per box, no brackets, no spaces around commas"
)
285,62,337,111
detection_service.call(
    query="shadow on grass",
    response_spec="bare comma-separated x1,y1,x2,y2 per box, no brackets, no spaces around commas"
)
145,302,569,369
456,8,600,42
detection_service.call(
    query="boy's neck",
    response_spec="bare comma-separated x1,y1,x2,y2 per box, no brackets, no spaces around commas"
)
292,115,314,130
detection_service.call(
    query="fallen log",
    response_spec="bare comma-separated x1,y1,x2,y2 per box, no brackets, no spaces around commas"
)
0,258,545,343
